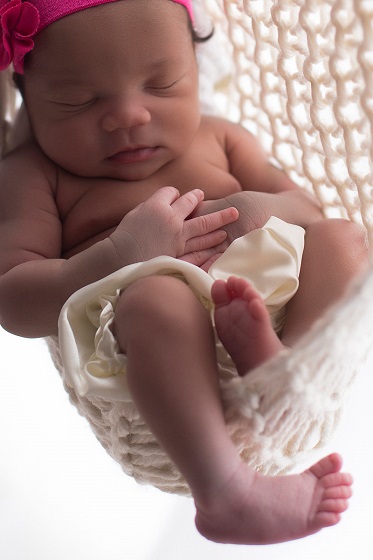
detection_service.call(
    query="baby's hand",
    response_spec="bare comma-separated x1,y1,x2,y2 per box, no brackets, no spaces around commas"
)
109,187,238,265
194,189,323,240
193,192,271,244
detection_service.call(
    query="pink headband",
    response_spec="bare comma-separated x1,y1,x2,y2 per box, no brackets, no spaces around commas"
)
0,0,194,74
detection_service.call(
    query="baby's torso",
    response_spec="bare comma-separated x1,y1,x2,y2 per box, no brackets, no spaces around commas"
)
56,118,242,258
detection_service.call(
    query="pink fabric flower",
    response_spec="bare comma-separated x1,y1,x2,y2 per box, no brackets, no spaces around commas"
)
0,0,40,74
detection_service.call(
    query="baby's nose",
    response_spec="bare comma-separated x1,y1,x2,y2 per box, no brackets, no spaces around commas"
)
102,96,151,131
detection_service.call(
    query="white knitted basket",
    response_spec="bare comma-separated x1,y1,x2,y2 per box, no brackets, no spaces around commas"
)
2,0,373,495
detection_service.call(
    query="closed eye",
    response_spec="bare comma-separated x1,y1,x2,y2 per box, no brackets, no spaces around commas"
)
152,80,179,90
146,81,178,93
51,99,96,112
145,73,186,93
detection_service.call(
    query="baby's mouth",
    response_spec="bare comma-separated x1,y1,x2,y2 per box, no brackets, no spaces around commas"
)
108,146,160,164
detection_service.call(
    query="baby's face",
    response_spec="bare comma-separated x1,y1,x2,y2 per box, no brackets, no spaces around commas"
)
22,0,200,181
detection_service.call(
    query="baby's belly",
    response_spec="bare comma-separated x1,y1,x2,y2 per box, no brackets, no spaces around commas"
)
59,171,241,258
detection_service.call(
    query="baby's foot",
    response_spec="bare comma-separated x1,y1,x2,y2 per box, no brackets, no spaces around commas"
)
212,276,284,375
195,453,352,545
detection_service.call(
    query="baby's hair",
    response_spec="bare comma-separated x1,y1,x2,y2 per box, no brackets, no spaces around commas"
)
189,20,214,44
12,73,24,97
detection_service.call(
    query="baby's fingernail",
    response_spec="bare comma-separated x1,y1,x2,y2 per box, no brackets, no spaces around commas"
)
230,208,239,217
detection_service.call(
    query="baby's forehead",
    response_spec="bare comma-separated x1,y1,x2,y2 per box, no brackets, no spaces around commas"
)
26,1,193,78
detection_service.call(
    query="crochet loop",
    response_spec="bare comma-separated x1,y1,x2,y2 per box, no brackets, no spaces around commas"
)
0,0,40,74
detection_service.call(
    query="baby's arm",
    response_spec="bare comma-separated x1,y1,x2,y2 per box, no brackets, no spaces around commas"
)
194,118,323,244
0,146,131,337
223,118,323,226
0,147,237,338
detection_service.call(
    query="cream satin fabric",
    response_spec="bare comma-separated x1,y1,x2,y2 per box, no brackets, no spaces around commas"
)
58,217,304,401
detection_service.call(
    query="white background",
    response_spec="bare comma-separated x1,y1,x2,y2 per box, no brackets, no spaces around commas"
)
1,326,372,560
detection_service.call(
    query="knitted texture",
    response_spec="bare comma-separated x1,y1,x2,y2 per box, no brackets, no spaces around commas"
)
2,0,373,494
197,0,373,244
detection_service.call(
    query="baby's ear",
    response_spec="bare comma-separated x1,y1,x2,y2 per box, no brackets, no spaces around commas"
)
4,103,33,156
1,69,17,157
0,66,33,157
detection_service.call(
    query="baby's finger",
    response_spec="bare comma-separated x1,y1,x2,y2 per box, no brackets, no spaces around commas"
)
180,243,227,269
146,185,181,206
198,252,226,272
171,189,205,218
186,207,239,238
184,230,228,254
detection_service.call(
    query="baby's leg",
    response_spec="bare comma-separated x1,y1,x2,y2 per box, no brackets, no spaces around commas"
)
281,219,368,346
212,276,283,375
113,275,352,545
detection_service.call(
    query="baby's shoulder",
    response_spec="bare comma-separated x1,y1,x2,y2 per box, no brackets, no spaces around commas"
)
199,115,255,146
200,114,237,135
200,114,246,131
0,141,57,192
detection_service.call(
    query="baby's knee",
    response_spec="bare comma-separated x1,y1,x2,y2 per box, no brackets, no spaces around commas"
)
307,219,368,266
114,274,208,350
308,219,369,280
117,275,181,314
116,274,201,329
113,275,186,349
